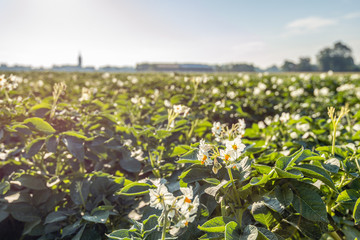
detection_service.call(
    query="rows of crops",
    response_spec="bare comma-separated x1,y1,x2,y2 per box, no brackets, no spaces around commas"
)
1,71,360,239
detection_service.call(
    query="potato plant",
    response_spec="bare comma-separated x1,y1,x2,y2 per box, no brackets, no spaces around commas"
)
0,72,360,239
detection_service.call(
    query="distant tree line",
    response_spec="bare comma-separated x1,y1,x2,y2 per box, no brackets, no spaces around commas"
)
281,41,360,72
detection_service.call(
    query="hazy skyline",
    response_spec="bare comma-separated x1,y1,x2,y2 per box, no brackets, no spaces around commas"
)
1,0,360,68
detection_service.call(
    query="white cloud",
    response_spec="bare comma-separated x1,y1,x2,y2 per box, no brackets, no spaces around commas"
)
343,12,360,19
285,17,337,34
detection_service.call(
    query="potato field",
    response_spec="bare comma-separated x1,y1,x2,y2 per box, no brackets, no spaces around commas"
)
1,72,360,240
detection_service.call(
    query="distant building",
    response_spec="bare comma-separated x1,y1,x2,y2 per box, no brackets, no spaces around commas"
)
136,63,214,72
78,53,82,68
99,66,135,72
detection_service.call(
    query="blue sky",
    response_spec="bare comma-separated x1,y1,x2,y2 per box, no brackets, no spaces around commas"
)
0,0,359,68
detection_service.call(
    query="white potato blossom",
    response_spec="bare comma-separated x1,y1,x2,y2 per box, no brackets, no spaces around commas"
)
290,88,304,98
280,112,290,123
199,139,212,152
148,181,199,232
197,147,212,166
258,121,265,129
337,84,355,92
173,105,191,117
79,87,92,101
211,122,222,140
225,136,246,156
219,148,236,163
0,74,22,91
237,119,246,136
314,87,330,97
149,183,175,210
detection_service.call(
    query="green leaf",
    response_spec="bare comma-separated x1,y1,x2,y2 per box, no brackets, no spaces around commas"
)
46,135,58,153
24,117,56,134
171,145,191,157
72,224,86,240
274,167,303,179
275,147,303,170
225,221,241,240
257,227,279,240
0,181,10,195
322,158,340,173
354,197,360,225
198,216,233,233
44,211,67,224
70,180,90,205
61,220,82,238
62,131,90,140
117,182,151,196
8,203,41,222
263,196,285,213
291,164,337,191
291,182,328,223
275,185,293,208
0,209,9,222
336,189,360,209
203,178,221,185
11,174,47,190
179,167,212,184
119,150,142,173
83,210,109,223
342,225,360,240
29,102,51,112
62,135,84,161
253,164,272,174
156,129,172,139
25,138,45,158
250,175,270,186
285,215,325,239
251,202,277,229
107,229,132,240
12,124,32,135
240,225,258,240
143,215,159,236
22,219,41,236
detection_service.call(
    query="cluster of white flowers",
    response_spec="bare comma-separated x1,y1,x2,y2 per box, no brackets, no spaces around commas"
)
79,87,92,102
314,87,330,97
280,112,290,123
131,95,146,108
197,139,213,165
173,105,191,117
202,119,250,173
337,84,355,92
0,74,22,92
254,82,267,95
290,88,304,98
211,122,222,141
149,179,199,232
220,136,246,164
237,118,246,136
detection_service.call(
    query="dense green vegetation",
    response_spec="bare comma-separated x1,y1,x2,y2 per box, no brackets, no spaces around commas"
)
1,71,360,239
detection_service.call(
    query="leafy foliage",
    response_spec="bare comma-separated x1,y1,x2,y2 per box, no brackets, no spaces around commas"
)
1,71,360,239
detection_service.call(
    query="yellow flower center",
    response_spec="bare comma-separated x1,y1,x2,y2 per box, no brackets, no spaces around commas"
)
232,144,237,150
201,155,207,164
185,197,191,203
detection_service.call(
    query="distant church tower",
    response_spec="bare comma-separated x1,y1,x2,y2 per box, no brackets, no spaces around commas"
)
78,53,82,68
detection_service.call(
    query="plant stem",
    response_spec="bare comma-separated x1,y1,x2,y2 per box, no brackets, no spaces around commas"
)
328,231,342,240
227,168,240,205
221,198,226,217
331,124,337,155
161,205,168,240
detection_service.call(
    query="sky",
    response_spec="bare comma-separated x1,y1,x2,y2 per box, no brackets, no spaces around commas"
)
0,0,360,68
